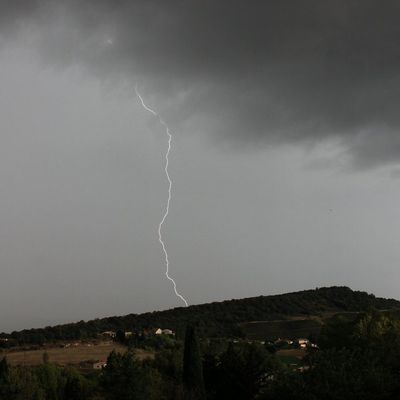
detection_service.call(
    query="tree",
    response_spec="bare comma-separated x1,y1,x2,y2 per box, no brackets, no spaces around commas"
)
318,314,358,350
216,342,277,400
0,357,9,383
63,367,91,400
116,329,126,344
35,363,61,400
183,325,205,400
302,348,396,400
101,350,156,400
202,351,220,400
0,357,12,398
264,311,400,400
353,310,400,371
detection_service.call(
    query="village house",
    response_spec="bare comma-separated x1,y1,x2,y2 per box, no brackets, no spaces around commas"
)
92,360,107,370
155,328,175,336
101,331,116,339
296,338,309,348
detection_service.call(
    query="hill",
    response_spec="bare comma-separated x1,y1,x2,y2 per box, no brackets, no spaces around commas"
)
3,286,400,344
241,318,323,341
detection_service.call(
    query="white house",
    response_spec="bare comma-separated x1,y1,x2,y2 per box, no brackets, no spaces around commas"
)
101,331,116,338
155,328,175,336
297,338,309,348
92,361,107,369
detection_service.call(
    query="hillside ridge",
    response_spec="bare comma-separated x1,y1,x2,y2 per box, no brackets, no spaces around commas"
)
4,286,400,343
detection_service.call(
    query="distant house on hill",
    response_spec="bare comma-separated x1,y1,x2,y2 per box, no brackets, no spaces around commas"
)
155,328,175,336
101,331,116,339
296,338,309,348
92,360,107,370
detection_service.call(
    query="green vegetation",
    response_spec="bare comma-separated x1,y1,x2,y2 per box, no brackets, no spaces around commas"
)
2,286,399,345
2,305,400,399
183,326,205,400
275,354,301,365
242,318,322,341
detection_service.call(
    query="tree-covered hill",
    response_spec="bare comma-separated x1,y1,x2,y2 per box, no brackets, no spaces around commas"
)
4,286,400,344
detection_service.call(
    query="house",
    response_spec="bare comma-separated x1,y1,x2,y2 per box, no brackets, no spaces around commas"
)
155,328,175,336
296,338,309,348
92,361,107,370
101,331,116,339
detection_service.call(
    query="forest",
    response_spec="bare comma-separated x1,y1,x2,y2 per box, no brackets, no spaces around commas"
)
1,308,400,399
2,286,399,345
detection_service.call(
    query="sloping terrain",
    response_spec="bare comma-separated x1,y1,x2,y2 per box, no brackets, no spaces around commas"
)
4,286,400,342
241,318,323,341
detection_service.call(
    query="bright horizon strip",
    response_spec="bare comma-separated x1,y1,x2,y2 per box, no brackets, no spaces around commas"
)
135,86,189,307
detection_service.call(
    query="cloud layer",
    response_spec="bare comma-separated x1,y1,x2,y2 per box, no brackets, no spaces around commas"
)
2,0,400,167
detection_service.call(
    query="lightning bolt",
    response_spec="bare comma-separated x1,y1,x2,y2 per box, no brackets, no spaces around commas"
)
135,86,189,307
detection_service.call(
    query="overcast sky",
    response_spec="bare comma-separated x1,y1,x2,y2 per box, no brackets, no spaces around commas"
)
1,1,400,332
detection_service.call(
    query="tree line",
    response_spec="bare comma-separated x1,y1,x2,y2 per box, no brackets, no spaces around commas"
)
2,286,399,346
2,309,400,399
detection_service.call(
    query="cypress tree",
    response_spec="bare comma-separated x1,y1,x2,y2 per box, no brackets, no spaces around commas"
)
183,325,206,400
0,357,12,399
0,357,9,383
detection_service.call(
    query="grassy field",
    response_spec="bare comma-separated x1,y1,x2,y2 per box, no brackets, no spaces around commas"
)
241,318,322,340
1,341,153,366
276,349,307,366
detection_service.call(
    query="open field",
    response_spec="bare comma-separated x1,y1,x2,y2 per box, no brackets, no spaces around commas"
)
0,341,153,366
277,348,307,359
276,349,307,366
241,318,322,340
241,310,388,341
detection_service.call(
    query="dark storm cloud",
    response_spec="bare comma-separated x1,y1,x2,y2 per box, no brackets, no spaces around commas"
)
2,0,400,167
